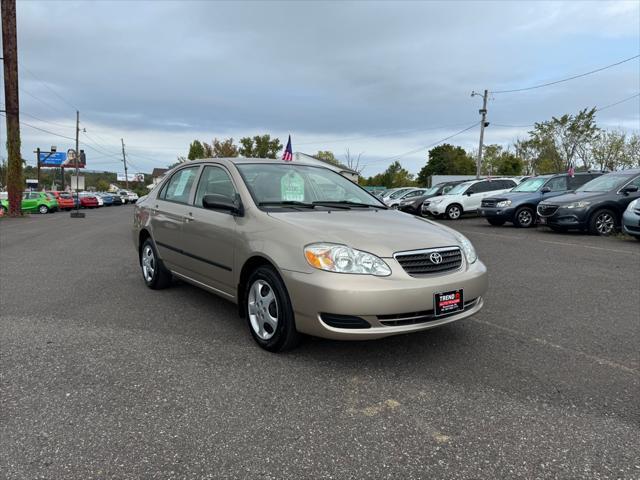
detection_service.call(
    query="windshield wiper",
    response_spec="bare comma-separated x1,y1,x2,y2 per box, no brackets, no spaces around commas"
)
258,201,316,209
312,201,388,209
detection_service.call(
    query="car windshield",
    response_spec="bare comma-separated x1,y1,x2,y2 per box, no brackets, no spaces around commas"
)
422,186,439,195
512,177,548,192
388,188,413,199
577,174,633,192
236,163,384,208
446,182,473,195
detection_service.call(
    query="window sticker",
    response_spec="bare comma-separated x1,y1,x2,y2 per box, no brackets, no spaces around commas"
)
281,171,305,201
173,170,192,197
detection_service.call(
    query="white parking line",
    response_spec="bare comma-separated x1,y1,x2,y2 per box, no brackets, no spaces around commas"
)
472,318,638,375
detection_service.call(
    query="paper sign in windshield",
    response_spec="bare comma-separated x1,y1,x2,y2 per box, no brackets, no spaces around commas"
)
281,172,305,202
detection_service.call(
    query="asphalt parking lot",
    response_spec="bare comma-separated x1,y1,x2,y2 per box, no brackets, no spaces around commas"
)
1,207,638,479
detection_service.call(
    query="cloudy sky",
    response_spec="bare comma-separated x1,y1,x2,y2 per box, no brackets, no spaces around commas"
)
4,0,640,176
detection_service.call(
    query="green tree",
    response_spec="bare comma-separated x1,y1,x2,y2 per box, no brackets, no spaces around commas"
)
211,137,239,157
239,134,282,158
187,140,206,160
315,151,340,166
364,161,415,188
96,179,110,192
495,153,523,175
529,108,598,170
417,144,475,184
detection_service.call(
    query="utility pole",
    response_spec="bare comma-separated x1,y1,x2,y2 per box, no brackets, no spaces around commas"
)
1,0,23,216
70,110,84,217
36,147,40,188
472,89,489,179
121,138,129,189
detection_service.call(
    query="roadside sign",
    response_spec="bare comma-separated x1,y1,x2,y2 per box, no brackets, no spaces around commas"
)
38,151,67,167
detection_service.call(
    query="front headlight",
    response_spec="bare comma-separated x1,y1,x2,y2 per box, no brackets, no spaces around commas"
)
496,200,511,207
454,232,477,264
304,243,392,276
626,199,639,212
566,201,591,209
431,198,443,204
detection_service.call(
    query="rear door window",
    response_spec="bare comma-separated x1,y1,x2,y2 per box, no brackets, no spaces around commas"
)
160,167,199,204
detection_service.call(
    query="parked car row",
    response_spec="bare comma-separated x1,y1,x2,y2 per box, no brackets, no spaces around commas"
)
0,189,139,214
397,169,640,239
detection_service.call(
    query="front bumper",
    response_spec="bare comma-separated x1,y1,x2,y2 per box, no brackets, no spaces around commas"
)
622,210,640,237
281,259,487,340
427,202,446,215
538,207,589,229
478,206,515,222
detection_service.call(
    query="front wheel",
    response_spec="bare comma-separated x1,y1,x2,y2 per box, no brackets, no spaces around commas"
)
445,204,462,220
140,239,172,289
38,205,49,214
513,206,535,228
589,209,617,236
245,266,300,352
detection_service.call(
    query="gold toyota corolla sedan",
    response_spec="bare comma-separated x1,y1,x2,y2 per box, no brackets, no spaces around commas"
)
133,158,487,351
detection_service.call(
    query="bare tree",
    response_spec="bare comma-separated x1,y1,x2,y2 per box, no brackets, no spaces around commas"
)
344,148,364,174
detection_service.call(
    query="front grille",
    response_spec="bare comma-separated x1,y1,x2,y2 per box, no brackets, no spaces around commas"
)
537,204,559,217
481,199,497,208
634,208,640,215
421,201,431,210
378,298,478,326
394,246,462,276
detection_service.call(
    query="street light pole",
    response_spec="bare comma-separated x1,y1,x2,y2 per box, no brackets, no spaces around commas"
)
472,89,489,179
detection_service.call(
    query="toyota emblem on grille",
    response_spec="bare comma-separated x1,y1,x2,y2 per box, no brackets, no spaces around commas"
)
429,252,443,264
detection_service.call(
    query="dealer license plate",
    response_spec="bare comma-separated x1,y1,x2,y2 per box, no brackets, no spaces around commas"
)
434,289,464,316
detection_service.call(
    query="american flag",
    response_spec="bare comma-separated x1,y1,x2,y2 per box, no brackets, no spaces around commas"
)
282,135,293,162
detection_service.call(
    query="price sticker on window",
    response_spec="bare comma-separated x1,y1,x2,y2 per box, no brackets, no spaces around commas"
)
281,171,305,202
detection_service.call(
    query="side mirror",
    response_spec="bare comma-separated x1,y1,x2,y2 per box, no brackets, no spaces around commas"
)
541,187,551,193
621,185,639,194
202,194,243,216
466,190,474,196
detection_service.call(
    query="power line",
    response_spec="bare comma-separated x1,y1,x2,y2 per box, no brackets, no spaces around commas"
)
0,112,75,141
492,92,640,129
363,122,480,167
20,111,76,130
492,54,640,94
21,64,79,112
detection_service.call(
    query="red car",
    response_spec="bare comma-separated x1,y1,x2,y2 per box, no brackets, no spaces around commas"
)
73,193,99,208
47,191,74,211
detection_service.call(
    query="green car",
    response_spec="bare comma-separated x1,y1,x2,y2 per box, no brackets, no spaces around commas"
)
0,192,58,214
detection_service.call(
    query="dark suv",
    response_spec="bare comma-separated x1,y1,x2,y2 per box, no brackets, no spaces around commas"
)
479,173,601,228
537,169,640,236
397,181,463,215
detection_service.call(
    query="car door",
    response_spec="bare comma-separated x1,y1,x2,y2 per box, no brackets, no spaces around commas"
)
462,181,488,210
150,165,201,271
541,176,568,200
22,192,37,211
617,176,640,210
179,164,238,296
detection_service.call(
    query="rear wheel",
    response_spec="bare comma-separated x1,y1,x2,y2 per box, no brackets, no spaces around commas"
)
445,204,462,220
140,239,172,289
486,218,506,226
589,209,617,236
38,205,49,214
245,266,300,352
513,206,535,228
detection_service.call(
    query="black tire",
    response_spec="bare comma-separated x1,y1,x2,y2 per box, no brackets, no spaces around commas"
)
38,205,49,214
445,204,463,220
635,236,640,242
140,238,172,289
513,206,535,228
244,265,301,352
588,209,617,236
486,218,506,226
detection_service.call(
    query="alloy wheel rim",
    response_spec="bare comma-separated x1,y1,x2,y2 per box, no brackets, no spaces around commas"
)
39,206,47,214
248,279,278,340
518,210,532,226
449,207,460,219
596,213,614,235
142,245,155,282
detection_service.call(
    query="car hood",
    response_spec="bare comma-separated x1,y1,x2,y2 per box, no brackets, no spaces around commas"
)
485,191,540,203
540,190,606,205
267,209,461,257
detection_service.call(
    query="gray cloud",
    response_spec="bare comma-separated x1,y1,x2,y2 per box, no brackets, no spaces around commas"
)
6,0,639,175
